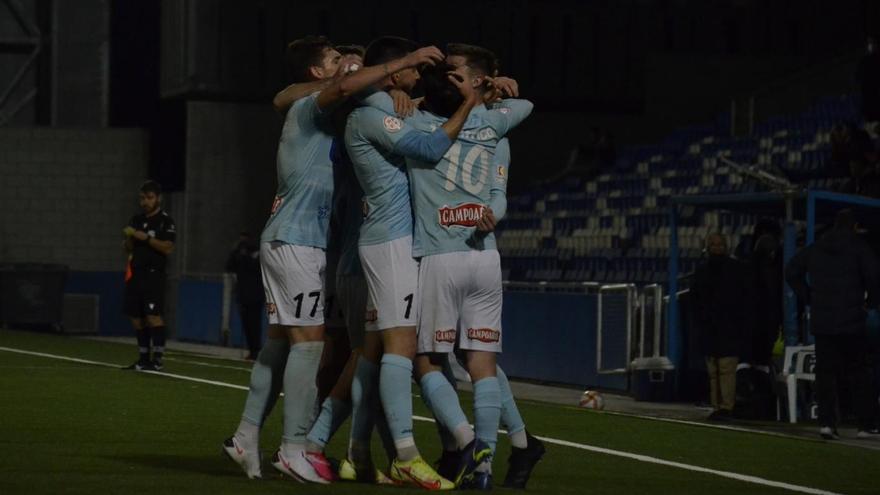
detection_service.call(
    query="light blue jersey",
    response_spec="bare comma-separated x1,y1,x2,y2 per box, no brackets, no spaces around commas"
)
344,92,453,247
404,101,532,257
483,137,510,251
261,93,334,248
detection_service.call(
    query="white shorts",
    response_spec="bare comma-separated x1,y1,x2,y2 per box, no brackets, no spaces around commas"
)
260,242,325,327
417,250,502,354
324,252,345,329
359,236,419,331
336,273,368,349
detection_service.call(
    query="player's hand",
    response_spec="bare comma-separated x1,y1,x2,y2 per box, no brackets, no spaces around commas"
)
476,208,497,232
132,230,149,241
448,70,479,106
123,226,136,238
339,54,362,76
389,89,417,117
403,46,444,68
485,76,519,98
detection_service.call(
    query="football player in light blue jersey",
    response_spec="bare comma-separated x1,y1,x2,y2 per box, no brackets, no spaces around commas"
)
341,36,482,490
224,35,445,484
430,44,546,490
398,62,532,489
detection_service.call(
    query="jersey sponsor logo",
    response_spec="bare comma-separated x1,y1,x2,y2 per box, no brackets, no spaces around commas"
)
365,309,378,323
438,203,486,228
383,115,402,133
476,128,497,141
434,329,456,343
266,302,277,315
270,196,283,215
466,327,500,343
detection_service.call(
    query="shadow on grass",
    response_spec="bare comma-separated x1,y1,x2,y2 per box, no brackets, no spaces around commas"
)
103,453,243,477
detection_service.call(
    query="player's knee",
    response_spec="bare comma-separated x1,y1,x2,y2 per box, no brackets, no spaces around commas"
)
145,315,164,327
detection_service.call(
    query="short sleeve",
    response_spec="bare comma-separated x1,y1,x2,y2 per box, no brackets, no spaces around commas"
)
353,107,422,153
292,93,323,131
157,215,177,242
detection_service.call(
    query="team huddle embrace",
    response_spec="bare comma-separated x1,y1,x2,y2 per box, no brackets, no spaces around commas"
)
222,35,544,490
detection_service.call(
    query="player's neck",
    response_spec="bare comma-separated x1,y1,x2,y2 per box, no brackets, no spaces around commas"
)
145,207,161,218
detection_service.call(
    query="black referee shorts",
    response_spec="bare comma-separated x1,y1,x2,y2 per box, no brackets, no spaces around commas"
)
124,270,166,319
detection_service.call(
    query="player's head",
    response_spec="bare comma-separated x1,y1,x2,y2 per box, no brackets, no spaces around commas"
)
364,36,420,93
421,62,465,118
285,35,340,83
446,42,499,91
705,233,728,257
139,180,162,215
336,44,365,75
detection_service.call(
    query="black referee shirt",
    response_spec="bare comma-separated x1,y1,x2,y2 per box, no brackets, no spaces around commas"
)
129,210,176,272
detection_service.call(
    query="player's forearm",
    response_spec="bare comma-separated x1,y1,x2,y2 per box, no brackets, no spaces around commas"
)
439,96,480,140
146,238,174,256
273,81,329,113
488,192,507,221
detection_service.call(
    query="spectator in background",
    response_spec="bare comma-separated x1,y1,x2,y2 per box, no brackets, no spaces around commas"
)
857,35,880,133
830,123,880,197
225,232,264,360
785,210,880,439
731,220,783,419
691,233,750,421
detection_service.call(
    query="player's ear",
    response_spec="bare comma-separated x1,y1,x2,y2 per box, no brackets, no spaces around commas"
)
308,65,323,80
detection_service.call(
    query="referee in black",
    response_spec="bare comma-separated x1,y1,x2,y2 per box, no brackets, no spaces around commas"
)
122,180,176,371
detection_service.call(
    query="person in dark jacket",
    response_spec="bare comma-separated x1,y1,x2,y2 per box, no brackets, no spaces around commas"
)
785,210,880,439
225,232,265,360
692,233,750,420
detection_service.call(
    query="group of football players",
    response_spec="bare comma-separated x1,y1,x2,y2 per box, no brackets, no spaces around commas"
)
221,34,545,490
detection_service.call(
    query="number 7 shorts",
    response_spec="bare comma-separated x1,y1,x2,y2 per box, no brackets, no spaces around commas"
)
359,235,419,332
260,241,326,326
417,249,503,354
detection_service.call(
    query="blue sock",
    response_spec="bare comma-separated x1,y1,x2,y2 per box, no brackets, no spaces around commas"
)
281,341,324,455
497,366,526,442
380,353,418,460
306,396,352,450
421,364,458,452
375,405,398,463
420,371,473,449
349,358,379,465
241,338,288,427
473,377,501,454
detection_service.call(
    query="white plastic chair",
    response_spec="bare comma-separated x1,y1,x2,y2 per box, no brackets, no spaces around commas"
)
778,345,816,423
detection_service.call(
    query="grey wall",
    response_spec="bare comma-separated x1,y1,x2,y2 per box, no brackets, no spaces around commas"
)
180,101,280,274
0,127,150,271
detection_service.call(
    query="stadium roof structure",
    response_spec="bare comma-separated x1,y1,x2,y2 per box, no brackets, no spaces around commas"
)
665,189,880,368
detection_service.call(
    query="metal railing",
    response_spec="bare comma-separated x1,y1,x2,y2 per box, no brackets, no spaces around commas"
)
596,283,637,375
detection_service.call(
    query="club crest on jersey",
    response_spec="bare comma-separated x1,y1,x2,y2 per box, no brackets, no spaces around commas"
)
467,328,500,343
438,203,485,228
434,329,456,343
383,115,402,133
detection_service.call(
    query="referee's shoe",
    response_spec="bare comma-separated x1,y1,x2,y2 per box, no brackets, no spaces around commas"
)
122,359,156,371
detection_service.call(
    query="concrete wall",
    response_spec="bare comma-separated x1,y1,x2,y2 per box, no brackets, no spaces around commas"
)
0,127,150,271
180,101,280,274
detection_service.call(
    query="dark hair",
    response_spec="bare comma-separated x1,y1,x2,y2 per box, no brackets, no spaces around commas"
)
834,209,857,231
336,44,365,58
140,180,162,196
364,36,418,67
446,42,499,76
421,62,462,118
286,35,334,83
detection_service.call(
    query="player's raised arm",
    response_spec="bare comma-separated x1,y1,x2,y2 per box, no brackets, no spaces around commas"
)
272,80,330,114
316,46,444,111
485,96,534,138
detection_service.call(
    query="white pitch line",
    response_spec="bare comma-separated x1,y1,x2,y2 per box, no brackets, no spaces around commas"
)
0,345,842,495
163,357,252,372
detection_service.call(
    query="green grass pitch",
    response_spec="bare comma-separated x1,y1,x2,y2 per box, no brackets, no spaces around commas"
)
0,329,877,495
